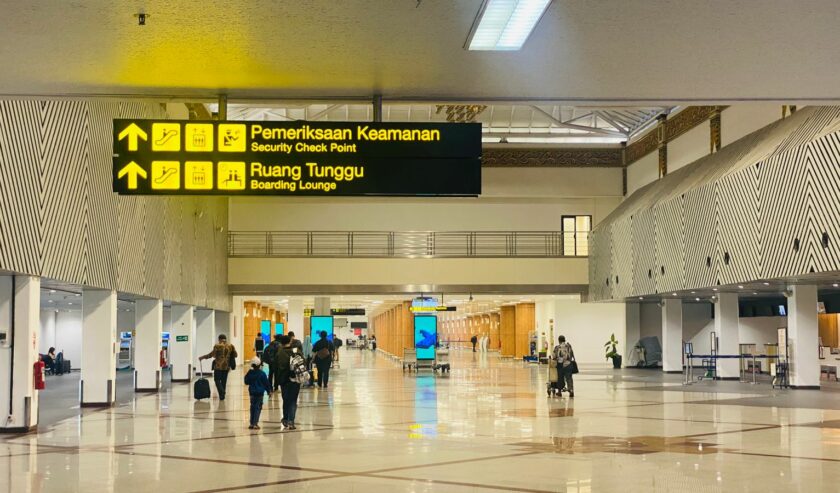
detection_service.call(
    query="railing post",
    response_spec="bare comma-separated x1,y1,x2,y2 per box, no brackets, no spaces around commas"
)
349,232,353,256
266,232,272,256
389,232,395,257
512,231,517,256
307,232,313,256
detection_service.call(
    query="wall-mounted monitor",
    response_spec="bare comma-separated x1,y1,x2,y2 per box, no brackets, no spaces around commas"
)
310,316,334,344
414,315,437,360
259,320,271,347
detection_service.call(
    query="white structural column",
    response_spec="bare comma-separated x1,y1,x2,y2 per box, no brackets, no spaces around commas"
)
288,299,304,337
625,303,641,361
314,297,330,316
134,299,163,392
661,299,683,373
0,276,41,432
195,309,215,374
81,289,118,406
788,284,819,389
715,293,740,379
169,304,195,382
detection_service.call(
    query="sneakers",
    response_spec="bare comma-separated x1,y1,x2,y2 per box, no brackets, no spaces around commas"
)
248,425,260,430
288,423,297,430
569,392,575,398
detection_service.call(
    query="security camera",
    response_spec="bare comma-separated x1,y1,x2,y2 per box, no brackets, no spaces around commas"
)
782,289,793,298
136,13,148,26
656,300,665,308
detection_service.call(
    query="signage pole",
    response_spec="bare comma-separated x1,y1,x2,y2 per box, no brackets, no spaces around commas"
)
372,94,383,122
218,95,228,121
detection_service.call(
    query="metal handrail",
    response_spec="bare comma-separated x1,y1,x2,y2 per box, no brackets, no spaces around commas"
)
228,230,589,258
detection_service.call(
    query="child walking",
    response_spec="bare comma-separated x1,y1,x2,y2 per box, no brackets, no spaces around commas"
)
244,357,271,430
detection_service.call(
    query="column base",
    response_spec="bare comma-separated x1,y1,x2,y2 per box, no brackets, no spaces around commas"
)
80,402,114,408
717,377,740,381
663,370,683,374
170,364,193,383
790,385,821,390
0,425,37,434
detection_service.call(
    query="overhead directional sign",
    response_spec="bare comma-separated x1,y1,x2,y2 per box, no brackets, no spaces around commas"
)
112,119,482,196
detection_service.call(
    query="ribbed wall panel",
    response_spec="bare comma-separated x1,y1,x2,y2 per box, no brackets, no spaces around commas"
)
0,99,229,311
631,210,656,295
85,100,120,289
592,107,840,301
0,101,42,275
716,165,760,284
653,196,685,293
39,100,88,285
610,216,634,299
681,185,718,289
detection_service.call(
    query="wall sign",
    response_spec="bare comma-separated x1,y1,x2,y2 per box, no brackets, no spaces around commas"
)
112,120,481,196
175,335,189,342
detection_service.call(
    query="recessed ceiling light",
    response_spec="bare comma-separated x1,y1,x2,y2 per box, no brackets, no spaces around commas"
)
834,283,839,288
713,288,718,291
49,289,56,294
466,0,552,51
738,285,744,289
753,292,758,295
695,297,700,301
638,297,643,300
68,302,72,305
691,291,696,294
672,293,677,296
763,282,770,286
48,300,54,303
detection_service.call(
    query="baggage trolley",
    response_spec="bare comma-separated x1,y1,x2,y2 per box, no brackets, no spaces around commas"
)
433,347,450,373
403,348,417,372
546,357,561,396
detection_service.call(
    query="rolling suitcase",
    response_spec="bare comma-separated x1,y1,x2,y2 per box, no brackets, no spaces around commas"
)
546,357,560,396
194,360,211,400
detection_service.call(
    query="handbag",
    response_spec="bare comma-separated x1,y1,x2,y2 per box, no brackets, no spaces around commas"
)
228,352,236,370
569,360,579,374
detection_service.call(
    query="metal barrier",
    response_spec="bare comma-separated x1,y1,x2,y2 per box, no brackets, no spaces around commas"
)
228,230,588,258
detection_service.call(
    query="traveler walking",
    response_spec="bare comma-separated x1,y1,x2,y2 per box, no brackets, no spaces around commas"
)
471,334,478,352
262,334,282,391
244,357,271,430
198,334,238,401
333,336,343,362
553,335,576,398
370,335,377,351
276,335,304,429
288,330,304,354
312,331,335,388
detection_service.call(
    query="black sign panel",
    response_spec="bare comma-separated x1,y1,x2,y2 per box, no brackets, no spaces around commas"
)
112,119,481,196
331,308,366,316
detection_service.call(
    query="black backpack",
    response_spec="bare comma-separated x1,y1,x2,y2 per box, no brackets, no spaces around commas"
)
263,341,279,363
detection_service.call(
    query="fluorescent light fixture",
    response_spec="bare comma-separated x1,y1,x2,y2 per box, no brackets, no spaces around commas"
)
466,0,552,51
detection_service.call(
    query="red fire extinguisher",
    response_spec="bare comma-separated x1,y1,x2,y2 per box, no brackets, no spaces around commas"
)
34,360,45,390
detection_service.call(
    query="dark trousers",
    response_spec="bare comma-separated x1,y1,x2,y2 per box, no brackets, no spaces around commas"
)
268,365,278,390
213,370,229,400
315,358,331,387
557,366,574,392
281,381,301,423
472,342,476,352
249,393,264,426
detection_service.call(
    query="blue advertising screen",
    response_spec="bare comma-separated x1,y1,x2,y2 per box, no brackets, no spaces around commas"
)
310,316,334,343
414,316,437,360
275,322,284,335
259,320,271,346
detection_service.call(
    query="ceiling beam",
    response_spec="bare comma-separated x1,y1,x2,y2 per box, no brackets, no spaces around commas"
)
530,106,626,137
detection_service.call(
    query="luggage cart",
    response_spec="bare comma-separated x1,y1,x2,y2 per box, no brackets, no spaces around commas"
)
546,357,561,396
433,347,450,373
402,348,417,372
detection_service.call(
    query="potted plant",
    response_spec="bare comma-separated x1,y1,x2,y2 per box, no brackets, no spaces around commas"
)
604,333,622,369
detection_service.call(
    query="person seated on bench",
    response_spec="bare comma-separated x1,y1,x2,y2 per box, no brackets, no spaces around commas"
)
42,347,57,375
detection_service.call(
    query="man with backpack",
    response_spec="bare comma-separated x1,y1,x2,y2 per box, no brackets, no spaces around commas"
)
553,335,576,398
262,334,282,391
275,335,308,429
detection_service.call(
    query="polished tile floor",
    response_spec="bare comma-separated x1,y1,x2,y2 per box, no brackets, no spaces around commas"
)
4,349,840,492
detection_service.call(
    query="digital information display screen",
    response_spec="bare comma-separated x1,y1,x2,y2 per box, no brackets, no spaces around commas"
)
259,320,271,348
112,120,481,196
275,322,284,335
414,315,437,360
310,316,334,344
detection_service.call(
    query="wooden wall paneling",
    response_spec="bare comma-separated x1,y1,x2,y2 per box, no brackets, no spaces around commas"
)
243,301,260,362
490,312,501,349
500,306,516,357
514,303,536,359
819,313,839,348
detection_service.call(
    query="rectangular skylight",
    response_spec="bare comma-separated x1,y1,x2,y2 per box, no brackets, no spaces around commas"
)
466,0,552,51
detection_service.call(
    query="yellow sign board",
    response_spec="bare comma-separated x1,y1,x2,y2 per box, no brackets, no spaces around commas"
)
185,123,213,152
151,123,180,151
217,162,246,190
151,161,180,190
185,161,213,190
